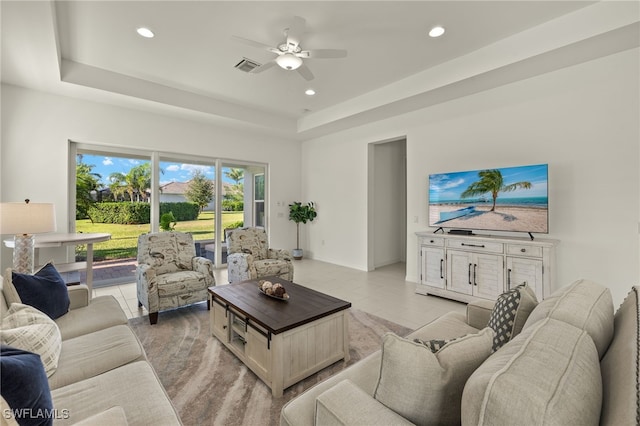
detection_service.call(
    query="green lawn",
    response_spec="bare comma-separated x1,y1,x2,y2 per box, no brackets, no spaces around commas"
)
75,211,243,260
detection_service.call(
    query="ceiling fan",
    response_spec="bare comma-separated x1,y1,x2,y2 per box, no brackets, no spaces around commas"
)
232,16,347,81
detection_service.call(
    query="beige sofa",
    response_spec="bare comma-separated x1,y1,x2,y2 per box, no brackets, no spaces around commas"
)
281,279,639,425
0,281,181,425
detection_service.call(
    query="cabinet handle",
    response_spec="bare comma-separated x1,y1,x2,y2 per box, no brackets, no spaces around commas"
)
430,239,435,243
507,268,512,287
462,243,485,248
468,263,472,285
473,264,477,286
440,259,444,279
520,248,526,253
223,325,227,330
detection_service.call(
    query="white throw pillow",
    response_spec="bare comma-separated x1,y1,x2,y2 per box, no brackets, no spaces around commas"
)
1,303,62,377
374,327,495,426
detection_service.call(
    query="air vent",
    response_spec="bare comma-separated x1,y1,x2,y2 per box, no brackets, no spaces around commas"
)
234,58,261,73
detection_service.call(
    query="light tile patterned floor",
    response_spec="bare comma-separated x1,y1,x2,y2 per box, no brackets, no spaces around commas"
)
94,259,466,330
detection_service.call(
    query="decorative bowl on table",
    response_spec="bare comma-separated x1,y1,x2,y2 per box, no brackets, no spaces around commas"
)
258,280,289,301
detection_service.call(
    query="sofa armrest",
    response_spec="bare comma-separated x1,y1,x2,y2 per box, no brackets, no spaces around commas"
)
192,257,215,286
315,380,414,426
268,248,292,262
466,299,496,329
227,253,256,283
68,284,90,309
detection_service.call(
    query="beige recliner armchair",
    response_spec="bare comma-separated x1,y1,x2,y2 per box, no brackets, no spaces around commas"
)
136,231,215,324
226,227,294,284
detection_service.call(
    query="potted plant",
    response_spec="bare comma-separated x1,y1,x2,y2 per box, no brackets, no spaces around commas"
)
288,201,317,260
160,212,177,231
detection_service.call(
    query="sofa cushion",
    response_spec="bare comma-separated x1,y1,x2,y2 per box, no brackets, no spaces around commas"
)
0,345,53,426
4,264,70,320
51,361,181,426
1,304,62,377
48,325,145,390
487,283,537,351
71,406,129,426
54,295,127,340
523,279,614,358
374,328,494,426
600,286,640,425
461,318,602,426
315,379,413,426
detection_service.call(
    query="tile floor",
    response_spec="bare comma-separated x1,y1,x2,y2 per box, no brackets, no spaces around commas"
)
94,258,466,330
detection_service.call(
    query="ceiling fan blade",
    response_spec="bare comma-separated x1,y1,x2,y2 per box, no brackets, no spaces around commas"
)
249,59,277,74
232,35,274,51
299,49,348,59
296,64,314,81
286,16,306,49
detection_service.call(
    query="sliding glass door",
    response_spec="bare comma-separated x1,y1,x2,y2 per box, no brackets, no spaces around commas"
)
72,142,267,285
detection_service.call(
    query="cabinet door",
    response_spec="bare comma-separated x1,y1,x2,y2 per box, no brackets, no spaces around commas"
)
446,250,473,295
507,257,543,300
473,253,504,300
246,325,271,381
421,246,445,289
211,301,229,342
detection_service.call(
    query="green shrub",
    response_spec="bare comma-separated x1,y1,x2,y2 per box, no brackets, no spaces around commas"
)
88,202,199,224
222,200,244,211
160,212,177,231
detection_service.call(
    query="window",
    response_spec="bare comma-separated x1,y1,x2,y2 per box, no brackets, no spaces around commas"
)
72,143,267,282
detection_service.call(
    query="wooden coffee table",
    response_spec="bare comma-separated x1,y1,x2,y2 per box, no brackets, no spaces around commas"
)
208,277,351,397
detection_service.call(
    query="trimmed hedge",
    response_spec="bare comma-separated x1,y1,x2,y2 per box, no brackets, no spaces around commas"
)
222,200,244,211
88,202,199,224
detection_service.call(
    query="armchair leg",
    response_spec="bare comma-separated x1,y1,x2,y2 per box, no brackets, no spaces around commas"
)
207,299,211,310
149,312,158,325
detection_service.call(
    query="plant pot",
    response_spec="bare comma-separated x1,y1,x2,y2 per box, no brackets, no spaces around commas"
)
292,248,303,260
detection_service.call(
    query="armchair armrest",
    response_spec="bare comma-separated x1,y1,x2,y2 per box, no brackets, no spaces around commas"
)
267,248,292,261
67,284,90,309
315,380,414,426
192,257,215,286
136,263,159,313
227,253,257,283
466,299,496,329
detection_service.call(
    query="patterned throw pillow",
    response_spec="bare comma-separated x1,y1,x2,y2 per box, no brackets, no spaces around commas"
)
488,284,538,352
414,336,458,353
1,303,62,377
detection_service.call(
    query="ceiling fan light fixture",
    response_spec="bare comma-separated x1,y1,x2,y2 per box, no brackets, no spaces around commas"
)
429,26,445,38
136,27,155,38
276,53,303,70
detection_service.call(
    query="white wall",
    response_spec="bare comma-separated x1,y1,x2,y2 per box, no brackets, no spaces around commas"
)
302,48,639,307
0,84,301,269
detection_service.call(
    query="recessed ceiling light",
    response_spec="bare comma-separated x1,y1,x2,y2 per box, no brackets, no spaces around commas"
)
429,26,445,38
136,27,155,38
305,89,316,96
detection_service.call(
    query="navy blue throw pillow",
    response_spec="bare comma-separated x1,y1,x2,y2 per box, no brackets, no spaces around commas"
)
0,345,54,426
11,263,70,320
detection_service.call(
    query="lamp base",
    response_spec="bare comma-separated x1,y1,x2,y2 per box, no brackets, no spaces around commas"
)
13,234,35,274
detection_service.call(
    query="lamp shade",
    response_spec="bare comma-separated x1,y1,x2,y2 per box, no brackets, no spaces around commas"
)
0,202,56,235
276,53,303,70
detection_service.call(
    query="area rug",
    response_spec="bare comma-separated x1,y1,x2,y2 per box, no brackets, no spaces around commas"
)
129,302,412,426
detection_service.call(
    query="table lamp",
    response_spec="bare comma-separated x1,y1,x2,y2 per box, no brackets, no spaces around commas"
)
0,199,56,273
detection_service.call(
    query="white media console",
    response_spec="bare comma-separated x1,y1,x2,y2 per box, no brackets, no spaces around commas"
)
415,231,558,303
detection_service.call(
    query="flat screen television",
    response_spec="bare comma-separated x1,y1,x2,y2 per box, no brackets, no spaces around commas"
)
428,163,548,235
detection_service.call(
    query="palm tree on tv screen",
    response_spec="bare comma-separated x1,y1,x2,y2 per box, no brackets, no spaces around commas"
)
461,169,532,212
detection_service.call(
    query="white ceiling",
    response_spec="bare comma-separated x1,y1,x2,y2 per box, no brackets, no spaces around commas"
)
2,1,638,139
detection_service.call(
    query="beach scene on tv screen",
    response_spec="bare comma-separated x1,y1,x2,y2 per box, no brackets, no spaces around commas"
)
429,164,548,233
